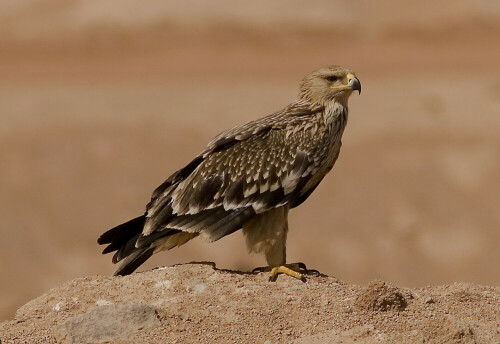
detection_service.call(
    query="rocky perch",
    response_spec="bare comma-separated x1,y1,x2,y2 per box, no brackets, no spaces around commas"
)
1,262,499,344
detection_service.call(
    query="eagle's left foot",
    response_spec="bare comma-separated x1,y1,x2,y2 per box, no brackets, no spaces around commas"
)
253,262,308,282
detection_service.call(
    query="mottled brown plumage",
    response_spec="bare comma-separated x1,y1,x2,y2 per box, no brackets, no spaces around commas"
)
98,65,361,276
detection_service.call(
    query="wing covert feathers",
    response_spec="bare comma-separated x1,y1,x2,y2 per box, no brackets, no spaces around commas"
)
143,102,333,241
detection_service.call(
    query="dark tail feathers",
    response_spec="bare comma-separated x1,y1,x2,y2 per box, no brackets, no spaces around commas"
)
98,215,181,276
98,215,153,276
113,246,155,276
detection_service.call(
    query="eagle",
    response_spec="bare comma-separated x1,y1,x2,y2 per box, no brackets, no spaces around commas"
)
98,65,361,280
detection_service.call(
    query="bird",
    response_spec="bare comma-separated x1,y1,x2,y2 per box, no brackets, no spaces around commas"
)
98,65,361,280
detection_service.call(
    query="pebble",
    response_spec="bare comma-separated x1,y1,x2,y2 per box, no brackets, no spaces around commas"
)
424,297,435,304
54,302,65,311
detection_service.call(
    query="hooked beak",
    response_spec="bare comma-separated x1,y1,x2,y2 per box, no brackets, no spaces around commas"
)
347,73,361,94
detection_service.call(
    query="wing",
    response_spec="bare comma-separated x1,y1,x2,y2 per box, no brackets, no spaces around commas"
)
138,102,325,247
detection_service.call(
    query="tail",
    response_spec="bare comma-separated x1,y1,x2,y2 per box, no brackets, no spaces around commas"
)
98,215,186,276
98,216,154,276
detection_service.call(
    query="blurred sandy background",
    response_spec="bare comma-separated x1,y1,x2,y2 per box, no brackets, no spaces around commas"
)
1,1,499,320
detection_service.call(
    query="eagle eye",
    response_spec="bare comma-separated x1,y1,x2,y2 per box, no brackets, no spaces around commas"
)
325,75,339,83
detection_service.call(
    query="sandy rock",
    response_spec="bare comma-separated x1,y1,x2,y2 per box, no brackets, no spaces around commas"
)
55,304,159,344
354,280,410,312
1,262,499,344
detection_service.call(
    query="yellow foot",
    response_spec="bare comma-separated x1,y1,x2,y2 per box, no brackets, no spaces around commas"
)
253,262,308,282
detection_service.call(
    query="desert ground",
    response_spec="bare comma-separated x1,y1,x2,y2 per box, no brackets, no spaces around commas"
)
1,263,499,343
0,0,499,328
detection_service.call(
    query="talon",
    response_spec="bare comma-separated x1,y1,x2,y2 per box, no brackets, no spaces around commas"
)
296,262,307,270
252,267,264,273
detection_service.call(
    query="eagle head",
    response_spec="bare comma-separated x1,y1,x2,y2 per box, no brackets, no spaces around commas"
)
298,65,361,106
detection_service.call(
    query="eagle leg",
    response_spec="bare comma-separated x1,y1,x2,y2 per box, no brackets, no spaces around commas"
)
253,262,307,282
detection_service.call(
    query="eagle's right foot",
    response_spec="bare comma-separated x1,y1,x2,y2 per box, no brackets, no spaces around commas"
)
253,262,308,282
